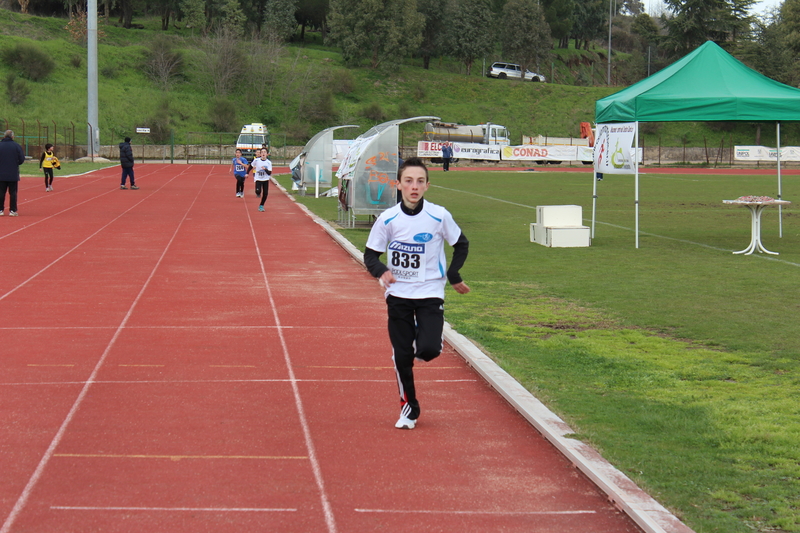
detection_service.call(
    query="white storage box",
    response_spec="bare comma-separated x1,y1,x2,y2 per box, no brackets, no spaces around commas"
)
530,205,591,247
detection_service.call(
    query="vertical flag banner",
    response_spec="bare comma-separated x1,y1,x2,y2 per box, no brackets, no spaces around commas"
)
594,123,636,174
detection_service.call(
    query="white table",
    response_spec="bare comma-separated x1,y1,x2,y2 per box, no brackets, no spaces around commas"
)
723,199,791,255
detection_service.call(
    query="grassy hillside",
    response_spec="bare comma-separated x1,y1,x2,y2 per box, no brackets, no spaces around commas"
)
1,8,797,150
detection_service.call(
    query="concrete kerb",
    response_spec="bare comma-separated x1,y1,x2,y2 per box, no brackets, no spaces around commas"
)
275,178,695,533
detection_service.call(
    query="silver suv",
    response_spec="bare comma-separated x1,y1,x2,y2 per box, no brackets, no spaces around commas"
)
487,62,546,82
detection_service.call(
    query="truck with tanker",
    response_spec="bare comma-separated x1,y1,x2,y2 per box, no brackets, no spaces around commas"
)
422,121,511,146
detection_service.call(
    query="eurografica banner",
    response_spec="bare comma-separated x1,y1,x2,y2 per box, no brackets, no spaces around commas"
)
417,141,501,161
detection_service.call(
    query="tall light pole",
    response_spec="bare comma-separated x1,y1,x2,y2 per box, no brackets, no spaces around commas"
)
87,0,99,156
607,0,613,85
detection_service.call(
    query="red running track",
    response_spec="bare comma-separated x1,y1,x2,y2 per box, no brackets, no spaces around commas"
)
1,165,642,532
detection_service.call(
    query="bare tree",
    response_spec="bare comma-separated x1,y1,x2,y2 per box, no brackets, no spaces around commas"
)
198,27,247,97
245,34,285,106
143,35,184,91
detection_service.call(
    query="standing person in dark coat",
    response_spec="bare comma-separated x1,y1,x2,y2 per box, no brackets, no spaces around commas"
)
441,141,453,171
0,130,25,217
119,136,138,190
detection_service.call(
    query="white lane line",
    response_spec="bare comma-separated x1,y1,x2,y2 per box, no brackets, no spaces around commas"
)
0,325,383,330
355,508,596,515
51,506,297,513
1,166,165,242
0,168,192,304
432,184,800,267
0,167,213,533
2,379,478,386
245,204,338,533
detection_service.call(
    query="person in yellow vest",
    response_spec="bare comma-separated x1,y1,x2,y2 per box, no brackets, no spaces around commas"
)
39,143,61,192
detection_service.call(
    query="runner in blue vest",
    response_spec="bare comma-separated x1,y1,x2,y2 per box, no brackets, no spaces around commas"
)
231,149,248,198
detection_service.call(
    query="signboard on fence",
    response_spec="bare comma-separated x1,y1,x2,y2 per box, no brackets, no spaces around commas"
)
417,141,501,161
735,146,800,161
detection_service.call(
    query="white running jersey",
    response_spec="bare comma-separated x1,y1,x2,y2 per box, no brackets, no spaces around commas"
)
251,158,272,181
366,200,462,300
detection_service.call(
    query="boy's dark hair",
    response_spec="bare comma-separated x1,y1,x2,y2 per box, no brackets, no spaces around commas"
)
124,137,131,143
45,143,53,150
398,156,428,182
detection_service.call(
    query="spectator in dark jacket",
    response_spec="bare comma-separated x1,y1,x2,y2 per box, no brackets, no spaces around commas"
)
441,142,453,172
119,136,138,190
0,130,25,217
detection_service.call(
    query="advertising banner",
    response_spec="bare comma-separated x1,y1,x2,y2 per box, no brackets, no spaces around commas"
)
417,141,501,161
734,146,800,161
594,123,637,174
337,134,376,181
501,145,589,162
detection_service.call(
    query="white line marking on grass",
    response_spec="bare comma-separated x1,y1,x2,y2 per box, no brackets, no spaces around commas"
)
354,508,596,515
245,206,338,533
0,167,211,533
51,506,297,513
432,184,800,268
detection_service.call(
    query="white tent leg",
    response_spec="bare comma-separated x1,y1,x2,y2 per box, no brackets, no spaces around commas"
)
777,122,783,238
635,122,640,249
592,172,597,238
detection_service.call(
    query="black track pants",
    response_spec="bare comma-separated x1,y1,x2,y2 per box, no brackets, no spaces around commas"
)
387,295,444,421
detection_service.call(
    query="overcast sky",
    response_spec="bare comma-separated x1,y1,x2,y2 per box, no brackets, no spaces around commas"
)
647,0,782,17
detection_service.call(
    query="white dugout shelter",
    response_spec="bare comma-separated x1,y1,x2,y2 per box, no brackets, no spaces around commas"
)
295,124,358,196
336,116,439,227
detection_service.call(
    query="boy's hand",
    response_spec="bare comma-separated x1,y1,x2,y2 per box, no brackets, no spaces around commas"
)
379,270,396,288
451,282,470,294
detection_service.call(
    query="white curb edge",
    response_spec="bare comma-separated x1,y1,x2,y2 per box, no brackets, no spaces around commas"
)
279,182,695,533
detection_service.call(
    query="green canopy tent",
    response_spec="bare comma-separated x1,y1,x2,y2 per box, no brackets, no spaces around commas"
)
594,41,800,246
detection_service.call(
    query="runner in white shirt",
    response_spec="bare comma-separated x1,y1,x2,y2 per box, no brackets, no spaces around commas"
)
249,148,273,212
364,157,470,430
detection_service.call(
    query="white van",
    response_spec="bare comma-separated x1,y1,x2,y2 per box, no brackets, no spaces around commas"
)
236,123,269,161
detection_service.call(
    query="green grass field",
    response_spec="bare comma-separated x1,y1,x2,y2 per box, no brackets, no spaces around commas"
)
275,168,800,533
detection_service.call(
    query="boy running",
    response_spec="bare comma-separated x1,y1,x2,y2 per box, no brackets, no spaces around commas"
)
249,148,272,212
231,149,248,198
364,157,470,430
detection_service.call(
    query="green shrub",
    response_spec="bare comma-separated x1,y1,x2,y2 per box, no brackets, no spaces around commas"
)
208,97,237,132
101,64,120,78
411,82,426,101
328,69,355,95
2,43,56,81
144,98,173,143
302,88,336,122
360,102,386,122
5,73,30,105
70,54,83,68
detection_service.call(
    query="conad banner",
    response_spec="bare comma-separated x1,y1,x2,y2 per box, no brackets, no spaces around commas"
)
501,145,592,162
735,146,800,161
594,123,637,175
417,141,501,161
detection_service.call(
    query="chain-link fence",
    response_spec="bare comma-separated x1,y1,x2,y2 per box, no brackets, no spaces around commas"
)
0,119,80,160
1,120,304,165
